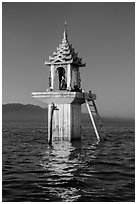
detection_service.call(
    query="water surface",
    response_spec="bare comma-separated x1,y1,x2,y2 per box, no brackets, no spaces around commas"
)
2,121,135,202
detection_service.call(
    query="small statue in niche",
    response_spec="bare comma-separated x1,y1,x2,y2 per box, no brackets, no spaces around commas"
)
60,76,67,90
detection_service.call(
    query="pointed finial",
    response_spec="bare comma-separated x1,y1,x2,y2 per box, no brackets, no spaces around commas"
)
63,20,67,39
65,20,67,30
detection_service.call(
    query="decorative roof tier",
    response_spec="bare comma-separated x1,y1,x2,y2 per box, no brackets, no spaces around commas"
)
45,29,86,67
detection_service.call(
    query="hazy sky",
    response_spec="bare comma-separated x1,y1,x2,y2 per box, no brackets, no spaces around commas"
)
2,2,135,118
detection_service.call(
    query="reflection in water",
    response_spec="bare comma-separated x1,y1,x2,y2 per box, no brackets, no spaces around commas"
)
41,141,76,176
2,123,135,202
40,140,98,201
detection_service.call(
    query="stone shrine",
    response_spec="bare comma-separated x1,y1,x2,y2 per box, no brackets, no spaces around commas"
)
32,24,99,143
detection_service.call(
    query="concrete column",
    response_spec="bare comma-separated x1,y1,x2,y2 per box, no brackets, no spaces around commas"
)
48,103,72,141
74,69,78,86
74,68,81,89
50,65,55,90
67,64,72,90
48,102,81,142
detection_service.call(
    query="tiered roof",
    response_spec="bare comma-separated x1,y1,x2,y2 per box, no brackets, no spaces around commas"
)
45,29,85,67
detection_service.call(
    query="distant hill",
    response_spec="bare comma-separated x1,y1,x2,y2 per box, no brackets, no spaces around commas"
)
2,103,48,122
2,103,134,127
2,103,91,123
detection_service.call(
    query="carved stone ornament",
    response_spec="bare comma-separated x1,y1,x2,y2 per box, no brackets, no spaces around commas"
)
45,29,86,67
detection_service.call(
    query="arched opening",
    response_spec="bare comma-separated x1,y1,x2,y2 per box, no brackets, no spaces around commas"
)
57,67,67,90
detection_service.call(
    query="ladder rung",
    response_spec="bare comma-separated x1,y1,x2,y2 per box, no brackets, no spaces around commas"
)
91,111,96,113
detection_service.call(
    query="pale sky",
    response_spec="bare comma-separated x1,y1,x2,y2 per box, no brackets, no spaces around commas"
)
2,2,135,118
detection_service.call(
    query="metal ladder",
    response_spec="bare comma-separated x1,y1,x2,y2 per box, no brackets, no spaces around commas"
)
85,99,105,142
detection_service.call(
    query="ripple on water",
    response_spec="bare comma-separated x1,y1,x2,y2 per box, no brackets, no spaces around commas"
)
2,122,135,202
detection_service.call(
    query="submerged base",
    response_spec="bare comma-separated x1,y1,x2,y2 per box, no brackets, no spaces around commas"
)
48,103,81,141
32,91,96,141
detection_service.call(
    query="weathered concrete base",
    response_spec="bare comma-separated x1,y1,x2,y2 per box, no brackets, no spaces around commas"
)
32,91,96,141
48,103,81,141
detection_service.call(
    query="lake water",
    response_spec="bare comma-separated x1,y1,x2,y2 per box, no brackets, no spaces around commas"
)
2,121,135,202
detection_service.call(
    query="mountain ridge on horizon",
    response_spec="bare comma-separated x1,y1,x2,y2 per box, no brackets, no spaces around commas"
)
2,103,135,123
2,103,47,122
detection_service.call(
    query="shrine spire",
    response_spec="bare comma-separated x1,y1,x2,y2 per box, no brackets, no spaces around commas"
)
63,20,67,40
45,23,85,67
